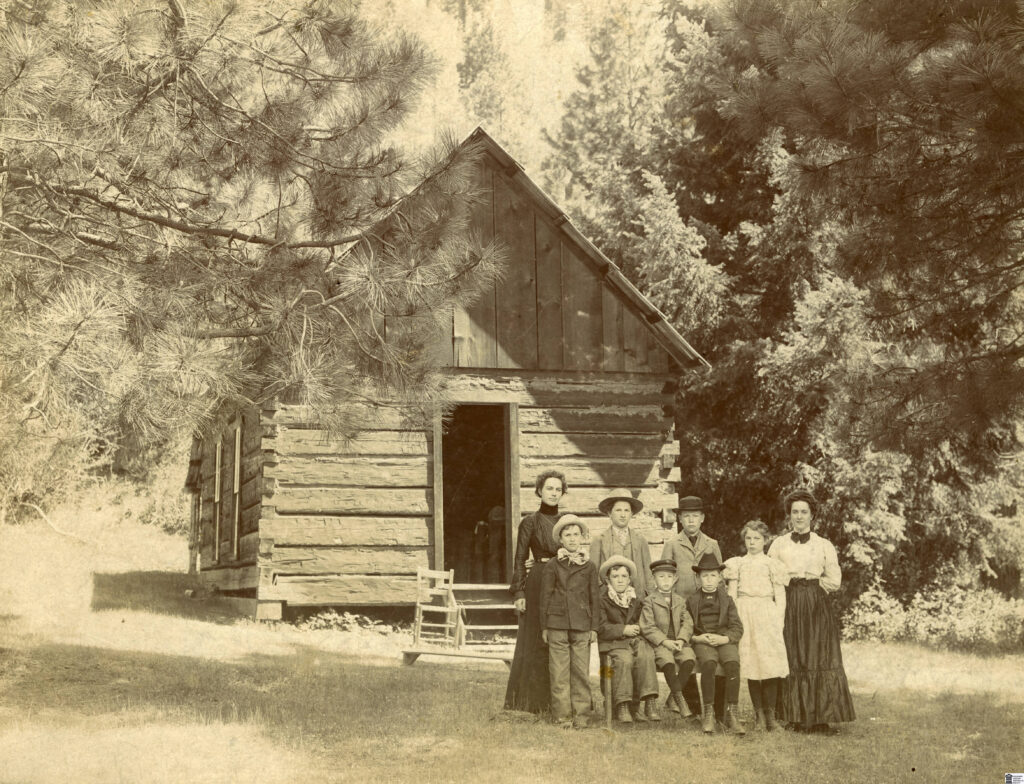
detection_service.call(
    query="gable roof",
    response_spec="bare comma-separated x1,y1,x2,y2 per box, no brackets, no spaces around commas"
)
467,127,710,370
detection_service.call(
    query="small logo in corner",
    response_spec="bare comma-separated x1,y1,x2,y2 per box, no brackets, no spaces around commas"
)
1005,775,1024,784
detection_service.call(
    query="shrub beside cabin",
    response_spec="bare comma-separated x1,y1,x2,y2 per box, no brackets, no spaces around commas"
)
183,129,710,620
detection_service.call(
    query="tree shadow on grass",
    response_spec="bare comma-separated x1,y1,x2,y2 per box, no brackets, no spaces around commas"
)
90,571,246,625
4,639,1024,784
0,639,505,750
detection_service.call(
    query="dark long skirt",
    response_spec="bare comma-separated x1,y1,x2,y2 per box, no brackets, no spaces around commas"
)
503,563,549,713
779,580,855,726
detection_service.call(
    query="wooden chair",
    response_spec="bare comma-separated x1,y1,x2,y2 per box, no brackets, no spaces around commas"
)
409,568,462,652
402,573,515,666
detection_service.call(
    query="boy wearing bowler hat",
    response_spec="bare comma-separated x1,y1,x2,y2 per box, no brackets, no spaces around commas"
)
590,489,654,599
597,555,660,723
540,514,601,729
662,496,723,601
687,552,745,734
639,559,697,722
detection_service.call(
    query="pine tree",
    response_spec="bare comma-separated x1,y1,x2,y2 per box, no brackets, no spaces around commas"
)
0,0,501,516
721,0,1024,455
542,0,1024,600
543,1,727,345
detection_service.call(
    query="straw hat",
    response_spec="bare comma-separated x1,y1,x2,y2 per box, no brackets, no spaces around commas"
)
599,555,637,580
552,514,589,541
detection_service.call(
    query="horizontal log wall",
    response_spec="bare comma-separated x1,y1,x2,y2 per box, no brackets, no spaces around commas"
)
258,402,433,606
263,575,418,605
445,370,679,558
247,371,679,608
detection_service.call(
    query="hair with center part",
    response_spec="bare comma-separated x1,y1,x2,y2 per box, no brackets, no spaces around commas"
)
783,489,818,518
534,469,568,496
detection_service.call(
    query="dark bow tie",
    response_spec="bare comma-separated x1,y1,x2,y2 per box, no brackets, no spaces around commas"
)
791,531,810,544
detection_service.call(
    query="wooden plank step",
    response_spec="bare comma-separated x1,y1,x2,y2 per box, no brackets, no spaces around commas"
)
458,603,516,611
463,624,518,631
402,647,513,666
453,583,510,590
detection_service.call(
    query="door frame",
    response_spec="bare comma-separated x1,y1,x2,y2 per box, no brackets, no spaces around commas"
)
431,402,519,578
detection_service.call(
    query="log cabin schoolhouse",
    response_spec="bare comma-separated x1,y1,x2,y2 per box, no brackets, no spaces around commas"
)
183,128,710,620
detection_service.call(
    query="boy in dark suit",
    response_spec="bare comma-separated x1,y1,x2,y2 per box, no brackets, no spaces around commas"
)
687,552,745,734
540,514,600,729
597,555,659,723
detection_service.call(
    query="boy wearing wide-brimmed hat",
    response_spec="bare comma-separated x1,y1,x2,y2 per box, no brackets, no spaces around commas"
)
686,552,745,734
540,514,601,729
597,555,660,723
639,559,697,722
590,489,654,599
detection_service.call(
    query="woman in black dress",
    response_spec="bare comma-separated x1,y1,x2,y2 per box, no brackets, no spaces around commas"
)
503,469,566,713
767,489,855,734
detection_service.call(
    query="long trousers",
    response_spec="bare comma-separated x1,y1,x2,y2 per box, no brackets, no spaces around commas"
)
548,628,592,720
605,639,658,705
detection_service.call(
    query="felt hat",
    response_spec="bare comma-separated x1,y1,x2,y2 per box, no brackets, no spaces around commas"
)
487,506,505,523
650,559,678,574
676,496,704,512
598,488,643,516
552,514,588,542
691,552,725,573
600,555,637,580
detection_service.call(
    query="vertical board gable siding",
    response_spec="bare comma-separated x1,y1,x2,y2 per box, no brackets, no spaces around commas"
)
447,153,675,374
453,163,497,367
602,287,624,372
534,215,563,369
493,173,539,369
560,243,604,370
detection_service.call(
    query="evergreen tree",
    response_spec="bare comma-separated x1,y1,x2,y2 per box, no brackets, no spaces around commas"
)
0,0,501,518
721,0,1024,456
543,1,727,345
544,0,1024,602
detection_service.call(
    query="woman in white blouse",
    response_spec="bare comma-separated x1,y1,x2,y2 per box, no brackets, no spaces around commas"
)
767,490,855,735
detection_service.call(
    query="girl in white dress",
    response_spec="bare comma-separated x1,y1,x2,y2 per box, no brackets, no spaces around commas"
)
724,520,789,731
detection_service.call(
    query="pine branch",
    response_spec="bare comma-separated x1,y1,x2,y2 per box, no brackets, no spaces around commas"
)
3,169,364,249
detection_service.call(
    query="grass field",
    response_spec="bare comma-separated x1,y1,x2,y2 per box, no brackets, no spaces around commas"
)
1,509,1023,783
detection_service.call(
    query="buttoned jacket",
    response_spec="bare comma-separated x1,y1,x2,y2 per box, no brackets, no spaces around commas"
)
539,557,600,632
686,585,743,644
639,590,694,650
661,532,722,599
596,591,645,653
589,526,654,599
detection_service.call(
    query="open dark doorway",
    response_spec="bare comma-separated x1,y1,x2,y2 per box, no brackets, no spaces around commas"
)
442,405,508,584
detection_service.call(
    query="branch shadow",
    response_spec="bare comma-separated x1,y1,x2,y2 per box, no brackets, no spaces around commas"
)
90,571,246,625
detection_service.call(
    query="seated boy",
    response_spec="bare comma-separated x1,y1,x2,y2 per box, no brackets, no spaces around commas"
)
597,555,659,723
639,559,697,722
686,552,745,734
540,514,600,729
